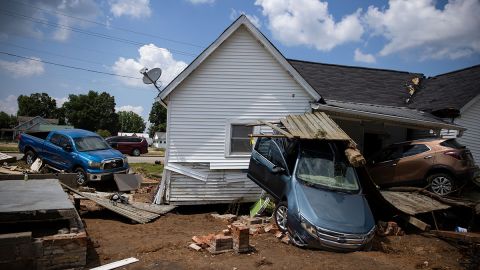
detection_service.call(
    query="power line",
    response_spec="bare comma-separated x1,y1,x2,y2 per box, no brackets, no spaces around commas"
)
0,51,141,79
10,0,205,49
0,9,198,57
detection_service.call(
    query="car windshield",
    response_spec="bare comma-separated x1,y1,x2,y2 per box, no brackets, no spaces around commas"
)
74,136,110,152
296,149,360,192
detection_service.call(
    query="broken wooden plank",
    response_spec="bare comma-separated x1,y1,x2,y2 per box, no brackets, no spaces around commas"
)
290,115,312,139
90,257,139,270
431,230,480,244
401,215,431,231
282,117,301,138
259,120,294,139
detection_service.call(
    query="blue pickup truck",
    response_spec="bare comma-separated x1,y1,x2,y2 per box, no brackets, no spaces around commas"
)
18,129,129,185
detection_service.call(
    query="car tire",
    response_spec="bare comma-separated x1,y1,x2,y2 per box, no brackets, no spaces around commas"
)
24,150,37,166
132,148,141,156
427,173,455,196
75,167,87,186
274,201,288,233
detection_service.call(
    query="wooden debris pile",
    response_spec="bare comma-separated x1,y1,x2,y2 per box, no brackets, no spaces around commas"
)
189,214,285,254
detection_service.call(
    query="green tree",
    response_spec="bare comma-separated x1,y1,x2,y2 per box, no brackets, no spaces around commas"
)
63,91,119,134
17,93,58,118
0,112,16,129
148,101,167,137
118,111,146,133
96,129,111,138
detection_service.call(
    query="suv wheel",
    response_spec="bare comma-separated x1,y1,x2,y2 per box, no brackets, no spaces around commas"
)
132,148,141,156
75,167,87,186
24,150,36,166
428,173,454,196
274,201,288,233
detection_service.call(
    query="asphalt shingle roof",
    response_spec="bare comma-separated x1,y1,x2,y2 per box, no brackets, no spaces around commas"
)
408,65,480,113
288,59,422,107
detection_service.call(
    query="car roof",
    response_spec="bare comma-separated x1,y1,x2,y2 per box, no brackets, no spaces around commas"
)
53,129,100,138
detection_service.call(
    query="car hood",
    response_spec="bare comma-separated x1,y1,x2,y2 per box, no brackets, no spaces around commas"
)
78,148,123,162
293,181,375,234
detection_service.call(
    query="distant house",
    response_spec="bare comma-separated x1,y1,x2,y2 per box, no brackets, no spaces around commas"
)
13,116,73,138
153,15,462,205
153,132,166,148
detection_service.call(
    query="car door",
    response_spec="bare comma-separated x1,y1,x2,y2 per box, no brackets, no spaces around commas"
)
265,140,290,199
43,133,62,167
367,145,402,186
393,144,433,184
56,135,75,170
248,137,271,191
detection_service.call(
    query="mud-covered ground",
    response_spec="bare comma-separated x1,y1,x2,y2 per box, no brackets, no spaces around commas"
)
82,206,466,270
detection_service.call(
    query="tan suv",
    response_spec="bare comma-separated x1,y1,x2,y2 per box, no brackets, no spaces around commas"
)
367,138,476,195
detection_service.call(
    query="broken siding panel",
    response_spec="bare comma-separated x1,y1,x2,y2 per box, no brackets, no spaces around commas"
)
457,99,480,165
168,163,261,205
167,26,313,170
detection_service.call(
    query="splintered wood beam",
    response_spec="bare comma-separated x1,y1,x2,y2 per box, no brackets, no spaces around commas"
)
249,134,286,138
245,121,281,127
259,120,294,139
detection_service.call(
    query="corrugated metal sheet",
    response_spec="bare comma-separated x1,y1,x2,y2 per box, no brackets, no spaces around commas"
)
167,26,313,170
457,99,480,166
167,163,261,205
380,191,450,215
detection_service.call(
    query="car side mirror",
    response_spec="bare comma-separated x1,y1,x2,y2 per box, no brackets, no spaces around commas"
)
63,144,73,152
272,165,286,174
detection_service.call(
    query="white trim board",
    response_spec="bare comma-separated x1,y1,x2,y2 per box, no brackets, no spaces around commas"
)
157,15,321,104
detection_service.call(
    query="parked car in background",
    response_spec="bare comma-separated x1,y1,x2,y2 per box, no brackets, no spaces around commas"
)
105,136,148,156
367,138,476,195
247,138,375,251
18,129,128,185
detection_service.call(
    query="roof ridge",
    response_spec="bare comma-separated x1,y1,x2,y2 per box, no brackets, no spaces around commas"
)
428,64,480,78
288,58,422,75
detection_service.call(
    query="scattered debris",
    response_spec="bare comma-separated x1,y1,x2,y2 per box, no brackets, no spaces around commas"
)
210,213,237,223
0,152,16,163
30,158,43,172
90,257,139,270
189,243,202,251
377,221,404,236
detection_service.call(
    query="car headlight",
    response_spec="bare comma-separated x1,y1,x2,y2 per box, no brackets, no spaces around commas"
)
88,161,102,168
300,215,318,237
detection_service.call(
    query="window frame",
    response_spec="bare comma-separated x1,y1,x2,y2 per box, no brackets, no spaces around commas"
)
225,119,255,157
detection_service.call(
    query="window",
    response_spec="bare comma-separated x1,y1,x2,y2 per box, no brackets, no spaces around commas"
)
376,146,402,162
229,124,253,155
402,144,429,158
255,137,271,158
268,142,286,167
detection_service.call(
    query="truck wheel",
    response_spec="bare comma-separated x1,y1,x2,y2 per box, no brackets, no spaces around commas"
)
132,148,141,156
428,173,454,196
75,167,87,186
24,150,36,166
274,201,288,233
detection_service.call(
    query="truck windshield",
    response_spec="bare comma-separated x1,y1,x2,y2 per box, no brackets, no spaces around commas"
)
296,149,359,192
74,136,110,152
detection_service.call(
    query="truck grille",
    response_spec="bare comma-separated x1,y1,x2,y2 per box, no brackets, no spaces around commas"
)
102,159,123,170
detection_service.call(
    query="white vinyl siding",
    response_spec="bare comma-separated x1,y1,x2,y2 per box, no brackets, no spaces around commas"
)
166,26,313,170
456,99,480,165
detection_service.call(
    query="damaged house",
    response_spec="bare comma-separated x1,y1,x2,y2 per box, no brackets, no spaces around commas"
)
154,15,470,205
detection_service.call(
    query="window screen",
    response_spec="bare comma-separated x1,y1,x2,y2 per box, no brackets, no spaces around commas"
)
230,124,253,154
402,144,429,158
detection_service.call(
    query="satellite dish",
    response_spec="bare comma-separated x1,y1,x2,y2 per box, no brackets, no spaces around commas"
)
140,67,162,92
142,68,162,85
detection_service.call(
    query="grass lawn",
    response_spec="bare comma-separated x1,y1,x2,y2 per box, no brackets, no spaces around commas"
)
0,143,18,152
145,148,165,156
129,163,164,178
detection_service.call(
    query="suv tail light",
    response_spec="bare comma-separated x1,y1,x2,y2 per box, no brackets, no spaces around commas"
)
444,150,463,160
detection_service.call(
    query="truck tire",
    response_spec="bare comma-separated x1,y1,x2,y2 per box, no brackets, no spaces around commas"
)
132,148,141,156
24,150,37,166
75,167,87,186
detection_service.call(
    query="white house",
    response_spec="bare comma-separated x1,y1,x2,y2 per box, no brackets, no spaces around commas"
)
154,15,465,205
153,132,167,148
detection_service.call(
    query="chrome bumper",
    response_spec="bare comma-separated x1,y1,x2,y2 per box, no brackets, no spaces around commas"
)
88,170,128,181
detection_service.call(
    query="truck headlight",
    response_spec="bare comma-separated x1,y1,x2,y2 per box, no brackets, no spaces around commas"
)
300,215,318,238
123,157,128,166
88,161,102,168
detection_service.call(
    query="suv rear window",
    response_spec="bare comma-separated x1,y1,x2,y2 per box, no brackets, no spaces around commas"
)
440,139,465,149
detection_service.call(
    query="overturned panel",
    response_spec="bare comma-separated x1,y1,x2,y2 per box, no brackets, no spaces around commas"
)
380,191,451,215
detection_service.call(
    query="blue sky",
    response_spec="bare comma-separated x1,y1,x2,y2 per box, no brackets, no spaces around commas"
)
0,0,479,126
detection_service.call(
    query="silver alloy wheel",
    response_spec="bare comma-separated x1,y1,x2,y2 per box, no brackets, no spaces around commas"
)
431,176,453,195
275,205,288,232
132,149,140,156
26,153,34,165
76,171,86,185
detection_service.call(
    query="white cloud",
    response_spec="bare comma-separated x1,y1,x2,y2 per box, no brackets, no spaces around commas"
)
54,97,68,107
354,48,376,63
112,44,188,88
363,0,480,60
0,95,18,115
0,57,45,78
109,0,151,18
116,105,144,115
187,0,215,4
230,9,262,28
255,0,364,51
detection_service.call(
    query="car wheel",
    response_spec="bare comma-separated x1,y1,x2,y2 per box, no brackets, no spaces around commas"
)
428,173,454,196
274,201,288,233
24,150,36,166
132,148,141,156
75,167,87,186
